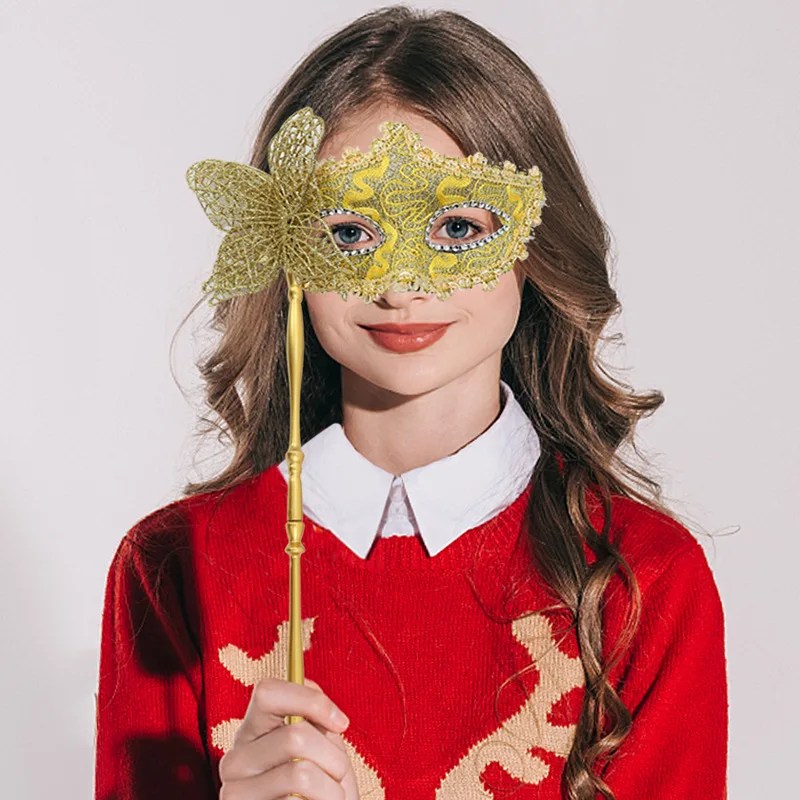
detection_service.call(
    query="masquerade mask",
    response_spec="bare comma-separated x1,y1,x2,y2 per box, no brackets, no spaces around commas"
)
184,106,546,722
186,106,546,303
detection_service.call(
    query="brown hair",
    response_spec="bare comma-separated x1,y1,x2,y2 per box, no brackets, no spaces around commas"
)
176,7,682,798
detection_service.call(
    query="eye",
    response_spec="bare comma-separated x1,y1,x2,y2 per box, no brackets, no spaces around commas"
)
330,223,369,246
426,202,510,252
435,216,485,242
319,209,385,255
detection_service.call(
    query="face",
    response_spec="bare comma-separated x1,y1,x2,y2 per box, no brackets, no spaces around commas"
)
304,104,526,398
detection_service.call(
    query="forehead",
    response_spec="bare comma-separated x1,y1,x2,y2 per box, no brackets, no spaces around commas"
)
317,105,465,162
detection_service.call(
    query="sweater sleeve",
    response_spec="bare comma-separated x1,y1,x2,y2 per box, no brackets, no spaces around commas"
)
94,529,217,800
600,539,729,798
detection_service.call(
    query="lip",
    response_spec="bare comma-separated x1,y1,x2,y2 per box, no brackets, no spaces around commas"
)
360,322,453,333
359,322,453,353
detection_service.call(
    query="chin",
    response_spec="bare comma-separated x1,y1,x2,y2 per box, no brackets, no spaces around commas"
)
349,358,458,398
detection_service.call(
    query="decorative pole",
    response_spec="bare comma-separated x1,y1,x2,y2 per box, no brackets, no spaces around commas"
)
284,271,306,726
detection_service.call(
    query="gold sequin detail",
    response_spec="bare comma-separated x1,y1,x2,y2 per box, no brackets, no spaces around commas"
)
186,108,344,304
187,107,546,304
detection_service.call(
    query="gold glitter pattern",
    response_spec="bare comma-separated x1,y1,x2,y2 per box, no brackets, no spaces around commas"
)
186,107,344,304
187,107,546,304
313,121,545,301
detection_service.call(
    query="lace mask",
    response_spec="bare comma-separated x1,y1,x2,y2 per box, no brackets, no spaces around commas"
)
186,107,546,303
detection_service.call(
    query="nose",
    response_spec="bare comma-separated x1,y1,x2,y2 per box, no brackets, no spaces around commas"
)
374,285,435,307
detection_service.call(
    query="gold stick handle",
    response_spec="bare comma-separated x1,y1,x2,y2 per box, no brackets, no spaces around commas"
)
284,271,306,727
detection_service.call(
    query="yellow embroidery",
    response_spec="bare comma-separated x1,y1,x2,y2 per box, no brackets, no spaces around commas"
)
435,613,584,798
313,120,546,301
211,617,386,798
186,107,546,305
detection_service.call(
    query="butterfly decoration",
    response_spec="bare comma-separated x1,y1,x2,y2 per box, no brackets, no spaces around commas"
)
186,107,345,304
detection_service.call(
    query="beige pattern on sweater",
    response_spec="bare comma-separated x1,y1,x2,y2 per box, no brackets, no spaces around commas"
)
211,612,582,798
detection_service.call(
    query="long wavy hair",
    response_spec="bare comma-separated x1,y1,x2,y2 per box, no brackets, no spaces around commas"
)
174,7,682,798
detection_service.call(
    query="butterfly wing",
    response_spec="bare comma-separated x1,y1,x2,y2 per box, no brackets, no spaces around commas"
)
267,107,325,188
187,108,354,303
186,159,275,232
187,159,282,302
200,223,284,303
265,108,352,288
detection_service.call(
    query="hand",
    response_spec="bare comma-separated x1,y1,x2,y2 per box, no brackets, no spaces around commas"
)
218,676,360,799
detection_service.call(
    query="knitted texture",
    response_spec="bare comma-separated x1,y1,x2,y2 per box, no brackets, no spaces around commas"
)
94,463,727,799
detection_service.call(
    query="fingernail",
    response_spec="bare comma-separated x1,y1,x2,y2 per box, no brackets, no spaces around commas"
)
331,705,350,730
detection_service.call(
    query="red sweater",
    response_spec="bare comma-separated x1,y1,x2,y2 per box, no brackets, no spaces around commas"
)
94,462,728,799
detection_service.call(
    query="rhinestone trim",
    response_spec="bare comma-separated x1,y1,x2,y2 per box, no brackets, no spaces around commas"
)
425,201,511,252
319,208,386,256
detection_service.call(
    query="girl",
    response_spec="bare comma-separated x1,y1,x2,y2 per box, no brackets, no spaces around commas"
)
94,6,727,800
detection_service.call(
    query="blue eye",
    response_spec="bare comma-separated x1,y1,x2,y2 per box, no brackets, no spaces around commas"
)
425,202,511,253
442,217,482,240
330,223,368,246
319,208,386,256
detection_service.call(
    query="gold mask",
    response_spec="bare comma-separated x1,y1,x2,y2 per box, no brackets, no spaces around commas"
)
186,107,546,303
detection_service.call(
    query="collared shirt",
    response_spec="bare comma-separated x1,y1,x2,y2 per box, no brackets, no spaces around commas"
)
277,379,540,559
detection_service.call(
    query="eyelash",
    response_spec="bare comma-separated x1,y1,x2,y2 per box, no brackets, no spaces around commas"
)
329,222,370,243
444,217,485,235
329,216,485,245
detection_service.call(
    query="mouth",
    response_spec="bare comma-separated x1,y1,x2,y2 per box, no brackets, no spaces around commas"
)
358,322,454,353
359,322,453,334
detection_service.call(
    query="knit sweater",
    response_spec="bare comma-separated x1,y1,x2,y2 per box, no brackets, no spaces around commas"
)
94,463,728,799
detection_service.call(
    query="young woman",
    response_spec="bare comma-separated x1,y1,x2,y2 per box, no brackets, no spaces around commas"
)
94,7,727,800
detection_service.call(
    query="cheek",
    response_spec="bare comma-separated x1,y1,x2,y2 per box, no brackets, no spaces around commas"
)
304,293,356,359
464,273,522,342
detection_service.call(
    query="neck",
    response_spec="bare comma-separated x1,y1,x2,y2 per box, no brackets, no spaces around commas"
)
339,356,504,475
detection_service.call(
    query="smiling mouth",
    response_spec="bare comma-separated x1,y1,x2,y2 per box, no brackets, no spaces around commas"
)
358,322,454,353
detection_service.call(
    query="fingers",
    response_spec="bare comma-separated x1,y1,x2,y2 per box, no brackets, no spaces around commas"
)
217,676,354,799
232,677,350,750
219,756,346,800
219,718,352,785
304,677,349,752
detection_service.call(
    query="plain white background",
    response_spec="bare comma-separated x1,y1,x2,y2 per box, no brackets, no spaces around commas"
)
2,1,797,797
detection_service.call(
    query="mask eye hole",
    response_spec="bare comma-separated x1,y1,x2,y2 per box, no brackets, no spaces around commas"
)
426,202,510,252
318,209,385,255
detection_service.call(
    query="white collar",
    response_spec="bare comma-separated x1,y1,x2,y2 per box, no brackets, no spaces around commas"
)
277,379,539,559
